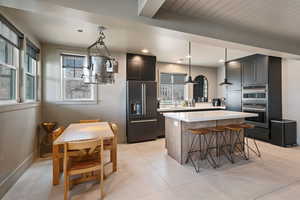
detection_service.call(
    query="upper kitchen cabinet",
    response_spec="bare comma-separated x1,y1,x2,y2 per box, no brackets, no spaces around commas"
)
126,53,156,81
226,60,242,91
242,54,268,85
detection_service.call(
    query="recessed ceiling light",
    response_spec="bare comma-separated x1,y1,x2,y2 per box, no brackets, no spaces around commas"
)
77,29,83,33
177,58,183,63
219,59,225,63
141,49,149,53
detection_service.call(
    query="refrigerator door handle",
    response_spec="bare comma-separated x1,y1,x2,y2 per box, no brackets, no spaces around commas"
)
130,119,157,123
141,83,144,115
143,83,147,116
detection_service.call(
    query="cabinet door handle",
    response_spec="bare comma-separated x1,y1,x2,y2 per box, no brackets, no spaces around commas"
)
130,119,157,123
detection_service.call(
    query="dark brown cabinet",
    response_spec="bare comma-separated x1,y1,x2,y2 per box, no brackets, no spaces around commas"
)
226,54,282,143
226,60,242,111
126,53,156,81
242,55,268,85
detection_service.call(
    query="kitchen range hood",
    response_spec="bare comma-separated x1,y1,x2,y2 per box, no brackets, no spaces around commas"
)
219,48,232,86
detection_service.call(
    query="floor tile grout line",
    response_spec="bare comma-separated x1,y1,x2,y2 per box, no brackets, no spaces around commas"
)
254,178,300,200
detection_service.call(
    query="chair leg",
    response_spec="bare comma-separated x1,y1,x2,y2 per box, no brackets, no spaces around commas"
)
64,174,69,200
100,145,104,199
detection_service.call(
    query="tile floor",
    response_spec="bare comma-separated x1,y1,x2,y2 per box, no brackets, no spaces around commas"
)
3,139,300,200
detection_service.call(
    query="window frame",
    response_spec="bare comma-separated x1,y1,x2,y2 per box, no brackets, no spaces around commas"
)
24,53,37,102
0,62,18,105
159,72,187,105
0,14,23,106
60,53,96,103
0,40,19,105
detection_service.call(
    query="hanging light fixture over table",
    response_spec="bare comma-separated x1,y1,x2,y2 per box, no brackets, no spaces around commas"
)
82,26,118,84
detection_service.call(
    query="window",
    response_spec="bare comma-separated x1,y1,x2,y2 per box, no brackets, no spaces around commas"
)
61,54,94,101
0,18,21,102
24,41,39,101
159,73,186,104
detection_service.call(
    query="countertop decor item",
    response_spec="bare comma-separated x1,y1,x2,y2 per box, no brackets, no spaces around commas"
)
82,26,118,84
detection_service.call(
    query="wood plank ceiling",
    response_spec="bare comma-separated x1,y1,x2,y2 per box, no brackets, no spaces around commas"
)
161,0,300,42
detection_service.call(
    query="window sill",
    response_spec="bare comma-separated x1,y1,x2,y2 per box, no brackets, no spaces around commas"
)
0,101,41,113
52,100,98,105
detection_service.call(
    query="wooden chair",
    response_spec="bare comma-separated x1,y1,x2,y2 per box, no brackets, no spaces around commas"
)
105,123,118,173
52,127,65,172
79,119,102,123
52,126,65,141
64,139,104,200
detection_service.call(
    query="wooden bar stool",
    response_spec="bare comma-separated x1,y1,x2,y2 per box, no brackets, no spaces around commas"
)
230,123,261,158
187,128,217,172
226,125,248,161
209,126,234,167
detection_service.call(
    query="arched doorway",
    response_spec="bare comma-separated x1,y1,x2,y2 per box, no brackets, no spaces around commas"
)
193,75,208,102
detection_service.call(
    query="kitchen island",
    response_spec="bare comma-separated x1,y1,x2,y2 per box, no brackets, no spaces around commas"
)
163,110,258,164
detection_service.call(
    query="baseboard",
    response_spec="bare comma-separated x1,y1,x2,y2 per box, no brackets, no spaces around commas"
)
0,153,34,199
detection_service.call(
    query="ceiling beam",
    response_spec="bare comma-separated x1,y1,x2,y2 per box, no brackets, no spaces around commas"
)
138,0,166,18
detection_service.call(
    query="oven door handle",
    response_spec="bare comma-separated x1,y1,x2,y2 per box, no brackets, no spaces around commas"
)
243,107,266,112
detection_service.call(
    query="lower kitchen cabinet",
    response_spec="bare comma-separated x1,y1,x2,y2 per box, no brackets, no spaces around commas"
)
157,112,165,137
127,120,159,143
226,90,242,111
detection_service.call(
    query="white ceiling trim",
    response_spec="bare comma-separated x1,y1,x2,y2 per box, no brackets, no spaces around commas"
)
138,0,166,18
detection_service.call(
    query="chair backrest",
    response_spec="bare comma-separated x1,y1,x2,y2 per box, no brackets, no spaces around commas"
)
109,122,118,136
52,126,65,142
79,119,102,123
65,139,103,156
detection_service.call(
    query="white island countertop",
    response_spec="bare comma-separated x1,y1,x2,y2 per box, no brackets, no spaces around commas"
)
157,105,226,112
163,110,258,122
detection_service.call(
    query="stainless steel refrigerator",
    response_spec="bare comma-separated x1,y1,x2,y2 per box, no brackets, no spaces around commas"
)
126,80,158,143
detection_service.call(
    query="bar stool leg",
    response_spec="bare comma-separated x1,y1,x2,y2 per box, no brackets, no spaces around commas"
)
246,136,250,159
186,135,197,164
196,134,202,172
203,135,217,169
245,136,261,157
229,130,235,163
216,132,221,167
219,130,234,164
231,129,248,160
253,138,261,157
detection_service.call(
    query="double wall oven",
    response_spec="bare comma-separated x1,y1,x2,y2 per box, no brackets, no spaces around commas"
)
242,85,269,128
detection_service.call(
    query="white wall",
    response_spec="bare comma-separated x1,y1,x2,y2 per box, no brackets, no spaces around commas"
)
282,59,300,144
157,62,218,101
42,44,127,143
0,9,41,198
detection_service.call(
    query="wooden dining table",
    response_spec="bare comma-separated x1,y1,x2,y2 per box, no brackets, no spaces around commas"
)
52,122,117,185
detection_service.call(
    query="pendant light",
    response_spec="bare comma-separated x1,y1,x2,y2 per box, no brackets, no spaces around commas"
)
82,26,118,84
219,48,232,86
185,41,194,84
